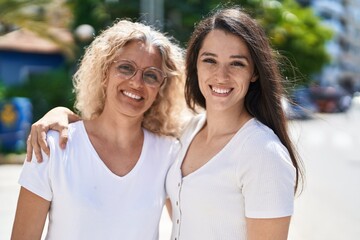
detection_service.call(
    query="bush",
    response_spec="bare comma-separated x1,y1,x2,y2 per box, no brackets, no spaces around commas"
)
0,81,6,99
4,66,75,122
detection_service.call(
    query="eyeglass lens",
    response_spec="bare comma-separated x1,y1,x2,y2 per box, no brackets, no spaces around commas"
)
115,60,165,87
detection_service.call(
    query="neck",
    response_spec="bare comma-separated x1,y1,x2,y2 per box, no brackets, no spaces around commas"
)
204,107,252,139
84,110,144,148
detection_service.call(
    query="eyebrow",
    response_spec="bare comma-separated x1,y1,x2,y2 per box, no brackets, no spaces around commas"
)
200,52,250,61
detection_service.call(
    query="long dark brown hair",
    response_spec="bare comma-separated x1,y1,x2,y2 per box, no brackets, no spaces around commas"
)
185,6,304,193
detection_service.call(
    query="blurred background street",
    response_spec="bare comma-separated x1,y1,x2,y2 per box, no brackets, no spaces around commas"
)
1,0,360,239
288,102,360,240
1,100,360,239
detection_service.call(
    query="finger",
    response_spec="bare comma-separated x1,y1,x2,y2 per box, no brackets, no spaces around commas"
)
49,123,69,149
25,135,33,162
30,125,43,163
38,130,50,156
59,128,69,149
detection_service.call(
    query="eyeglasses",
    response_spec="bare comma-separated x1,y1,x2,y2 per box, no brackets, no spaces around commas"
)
113,59,167,87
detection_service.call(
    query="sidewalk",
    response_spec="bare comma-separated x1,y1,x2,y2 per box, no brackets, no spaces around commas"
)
0,153,25,165
0,164,22,240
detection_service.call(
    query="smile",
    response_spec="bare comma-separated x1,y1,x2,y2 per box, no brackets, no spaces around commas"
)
210,86,233,94
122,90,143,100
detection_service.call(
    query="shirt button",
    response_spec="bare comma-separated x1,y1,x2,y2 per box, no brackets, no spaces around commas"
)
177,219,180,224
176,201,179,206
178,182,181,187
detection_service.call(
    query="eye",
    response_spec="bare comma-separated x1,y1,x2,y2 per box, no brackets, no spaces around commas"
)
202,58,216,64
143,70,161,84
230,61,246,67
117,63,135,75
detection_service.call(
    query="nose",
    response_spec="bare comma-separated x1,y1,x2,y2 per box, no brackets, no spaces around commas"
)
215,65,229,82
129,70,144,88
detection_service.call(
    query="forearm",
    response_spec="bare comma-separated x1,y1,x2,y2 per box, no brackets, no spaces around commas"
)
51,106,81,123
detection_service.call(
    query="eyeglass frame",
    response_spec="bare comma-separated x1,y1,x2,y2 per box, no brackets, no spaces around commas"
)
112,59,167,87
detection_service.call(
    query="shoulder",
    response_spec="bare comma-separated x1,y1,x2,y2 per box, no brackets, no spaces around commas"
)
238,119,293,171
185,113,205,130
244,119,278,140
145,129,178,147
236,120,296,202
143,129,179,165
144,129,180,155
180,113,205,141
45,121,85,162
242,119,287,153
46,121,84,146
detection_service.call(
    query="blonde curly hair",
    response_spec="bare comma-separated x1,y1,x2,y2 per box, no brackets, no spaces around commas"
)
73,19,186,137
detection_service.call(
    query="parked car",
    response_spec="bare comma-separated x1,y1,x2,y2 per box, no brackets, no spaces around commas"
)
309,85,352,113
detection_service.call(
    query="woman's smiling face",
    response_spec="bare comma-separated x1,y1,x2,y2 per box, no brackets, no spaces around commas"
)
105,40,163,118
196,29,257,112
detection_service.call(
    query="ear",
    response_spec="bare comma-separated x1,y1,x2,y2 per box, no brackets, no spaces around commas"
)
250,74,258,83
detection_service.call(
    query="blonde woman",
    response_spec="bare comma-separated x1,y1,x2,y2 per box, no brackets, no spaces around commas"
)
11,19,185,240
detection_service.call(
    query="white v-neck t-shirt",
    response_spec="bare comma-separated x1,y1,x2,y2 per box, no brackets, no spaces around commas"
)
19,121,178,240
166,113,296,240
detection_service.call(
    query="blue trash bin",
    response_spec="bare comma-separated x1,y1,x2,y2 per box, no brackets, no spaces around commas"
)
0,97,33,152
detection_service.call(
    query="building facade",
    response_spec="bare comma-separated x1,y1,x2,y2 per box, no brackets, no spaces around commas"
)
302,0,360,92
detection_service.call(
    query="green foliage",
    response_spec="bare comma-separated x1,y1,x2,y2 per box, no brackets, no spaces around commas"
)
0,0,50,33
164,0,333,87
164,1,212,44
240,0,333,86
67,0,111,34
0,81,6,99
4,67,75,122
72,0,140,32
105,1,139,22
66,0,332,88
0,0,75,59
0,0,332,141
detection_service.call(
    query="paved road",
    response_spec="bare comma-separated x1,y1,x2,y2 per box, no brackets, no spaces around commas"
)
288,105,360,240
0,164,22,240
1,103,359,239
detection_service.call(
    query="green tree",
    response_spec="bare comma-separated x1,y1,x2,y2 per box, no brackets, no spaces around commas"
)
67,0,111,34
4,67,75,121
0,0,74,58
63,0,333,87
240,0,333,87
0,0,50,32
164,0,332,87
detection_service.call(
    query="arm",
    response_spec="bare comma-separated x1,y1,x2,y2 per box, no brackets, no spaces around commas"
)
239,131,296,240
26,107,81,162
11,187,50,240
246,217,291,240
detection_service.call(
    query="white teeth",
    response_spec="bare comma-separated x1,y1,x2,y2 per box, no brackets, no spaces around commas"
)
123,91,141,100
211,86,231,94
